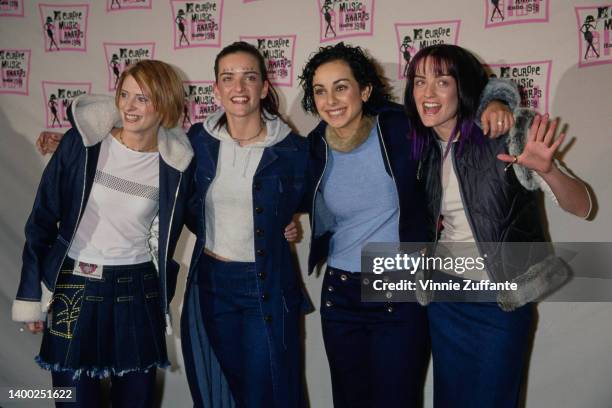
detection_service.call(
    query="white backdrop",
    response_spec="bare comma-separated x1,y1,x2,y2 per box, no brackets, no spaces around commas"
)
1,0,611,407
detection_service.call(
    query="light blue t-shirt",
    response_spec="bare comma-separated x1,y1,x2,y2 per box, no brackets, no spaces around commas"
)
321,122,400,272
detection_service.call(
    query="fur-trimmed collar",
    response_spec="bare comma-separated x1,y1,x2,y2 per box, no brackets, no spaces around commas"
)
70,94,193,172
325,115,375,153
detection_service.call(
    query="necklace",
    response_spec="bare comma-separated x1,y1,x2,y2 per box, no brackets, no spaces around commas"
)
229,121,264,145
117,128,157,152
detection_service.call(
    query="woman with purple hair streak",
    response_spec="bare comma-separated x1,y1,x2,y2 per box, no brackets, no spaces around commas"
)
299,42,518,408
403,44,591,408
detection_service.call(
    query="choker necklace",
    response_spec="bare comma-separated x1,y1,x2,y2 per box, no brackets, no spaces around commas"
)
229,121,264,145
117,128,157,152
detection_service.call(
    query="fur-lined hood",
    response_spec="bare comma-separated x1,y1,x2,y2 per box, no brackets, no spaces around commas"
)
70,94,193,172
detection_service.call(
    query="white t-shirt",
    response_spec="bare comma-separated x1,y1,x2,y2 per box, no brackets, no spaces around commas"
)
204,140,264,262
68,135,159,265
438,140,488,281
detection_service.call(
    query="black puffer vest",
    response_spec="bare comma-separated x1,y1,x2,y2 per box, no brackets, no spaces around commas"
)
421,110,570,311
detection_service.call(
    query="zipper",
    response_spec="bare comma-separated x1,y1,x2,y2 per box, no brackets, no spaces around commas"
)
162,172,182,318
450,145,489,272
432,142,444,254
309,136,328,246
47,148,89,309
376,120,401,238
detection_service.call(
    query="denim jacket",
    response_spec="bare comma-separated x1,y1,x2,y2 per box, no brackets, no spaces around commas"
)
306,103,429,273
12,95,194,332
181,118,312,407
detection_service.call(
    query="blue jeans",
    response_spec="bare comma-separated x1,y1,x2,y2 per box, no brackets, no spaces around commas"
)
320,266,430,408
428,301,534,408
198,254,274,408
51,369,156,408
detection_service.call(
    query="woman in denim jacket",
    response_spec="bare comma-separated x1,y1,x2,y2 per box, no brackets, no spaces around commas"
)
31,44,303,408
12,60,194,407
180,41,311,408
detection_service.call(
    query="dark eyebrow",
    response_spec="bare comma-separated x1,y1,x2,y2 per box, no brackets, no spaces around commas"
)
220,70,259,76
313,78,350,87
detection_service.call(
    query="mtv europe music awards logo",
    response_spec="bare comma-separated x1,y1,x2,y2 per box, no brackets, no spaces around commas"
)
485,0,549,28
575,5,612,68
240,35,296,87
394,20,461,79
182,81,221,128
39,4,89,52
0,49,30,95
42,81,91,128
171,0,223,49
107,0,152,12
0,0,24,17
104,42,155,91
487,61,551,113
318,0,375,42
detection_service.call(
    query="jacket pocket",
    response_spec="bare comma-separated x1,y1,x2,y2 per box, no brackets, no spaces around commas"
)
57,234,70,247
281,286,302,350
276,175,305,217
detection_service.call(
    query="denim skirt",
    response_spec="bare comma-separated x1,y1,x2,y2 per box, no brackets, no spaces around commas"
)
37,258,169,379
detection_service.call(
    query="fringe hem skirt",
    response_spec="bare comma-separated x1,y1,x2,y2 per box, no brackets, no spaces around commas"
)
37,258,169,379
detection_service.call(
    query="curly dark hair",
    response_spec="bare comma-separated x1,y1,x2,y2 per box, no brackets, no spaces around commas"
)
299,42,392,115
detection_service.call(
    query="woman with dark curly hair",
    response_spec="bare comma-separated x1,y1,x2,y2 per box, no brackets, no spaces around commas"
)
299,42,518,407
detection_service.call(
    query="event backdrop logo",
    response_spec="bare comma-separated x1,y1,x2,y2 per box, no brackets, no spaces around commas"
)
317,0,375,42
38,4,89,52
0,49,30,95
394,20,461,79
182,81,220,128
171,0,223,49
0,0,24,17
575,5,611,68
487,60,551,113
104,42,155,91
42,81,91,128
485,0,549,28
107,0,152,12
239,35,296,87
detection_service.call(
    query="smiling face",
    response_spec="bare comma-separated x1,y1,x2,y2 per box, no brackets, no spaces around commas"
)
214,51,269,121
116,75,161,138
412,57,459,141
312,59,372,139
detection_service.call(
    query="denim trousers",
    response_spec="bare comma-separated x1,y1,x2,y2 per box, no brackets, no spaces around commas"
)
428,300,534,408
197,253,274,408
320,266,430,408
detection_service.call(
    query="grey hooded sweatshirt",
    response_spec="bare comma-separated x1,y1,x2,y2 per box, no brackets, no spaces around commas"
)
203,110,292,261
